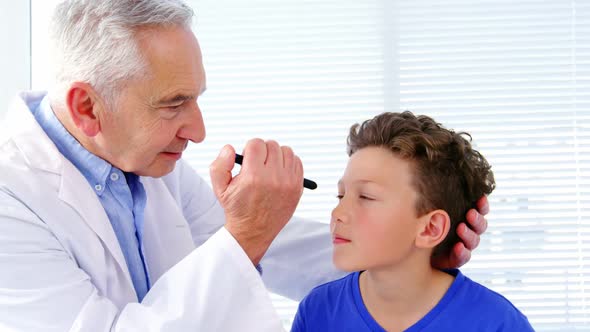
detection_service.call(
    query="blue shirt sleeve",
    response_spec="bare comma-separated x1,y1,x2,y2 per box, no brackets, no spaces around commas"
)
500,306,536,331
290,301,307,332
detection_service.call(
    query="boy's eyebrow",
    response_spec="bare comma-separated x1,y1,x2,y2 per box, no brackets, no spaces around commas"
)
337,179,379,187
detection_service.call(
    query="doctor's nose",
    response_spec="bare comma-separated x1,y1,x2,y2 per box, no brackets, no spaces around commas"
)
178,102,206,143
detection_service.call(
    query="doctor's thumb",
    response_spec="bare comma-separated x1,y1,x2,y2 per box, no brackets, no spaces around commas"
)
209,144,236,199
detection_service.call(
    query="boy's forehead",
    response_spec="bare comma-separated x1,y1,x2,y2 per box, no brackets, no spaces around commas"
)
348,146,408,170
341,147,413,185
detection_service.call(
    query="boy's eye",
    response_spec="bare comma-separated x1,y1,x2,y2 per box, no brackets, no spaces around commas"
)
359,195,374,201
336,194,344,200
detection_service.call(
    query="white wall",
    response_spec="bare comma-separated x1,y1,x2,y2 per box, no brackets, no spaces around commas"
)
0,1,31,118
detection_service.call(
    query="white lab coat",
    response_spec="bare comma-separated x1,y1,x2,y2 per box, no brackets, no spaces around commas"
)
0,91,342,332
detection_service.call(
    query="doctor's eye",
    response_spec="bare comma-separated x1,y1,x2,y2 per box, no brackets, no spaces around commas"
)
160,105,184,119
167,101,188,111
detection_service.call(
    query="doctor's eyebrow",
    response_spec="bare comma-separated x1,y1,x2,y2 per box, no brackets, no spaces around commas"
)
153,87,207,106
154,94,193,106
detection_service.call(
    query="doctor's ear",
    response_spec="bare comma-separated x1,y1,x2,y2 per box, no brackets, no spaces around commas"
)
65,82,103,137
415,209,450,249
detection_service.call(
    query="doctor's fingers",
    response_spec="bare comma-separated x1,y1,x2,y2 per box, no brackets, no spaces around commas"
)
466,207,488,236
279,146,303,195
280,146,295,170
284,147,303,182
457,222,481,251
240,139,301,189
241,138,267,172
209,144,236,198
264,140,283,168
476,195,490,216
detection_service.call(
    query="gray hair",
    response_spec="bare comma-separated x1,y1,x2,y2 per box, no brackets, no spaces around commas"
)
50,0,194,107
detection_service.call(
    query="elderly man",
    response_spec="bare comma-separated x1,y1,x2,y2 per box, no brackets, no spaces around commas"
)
0,0,489,331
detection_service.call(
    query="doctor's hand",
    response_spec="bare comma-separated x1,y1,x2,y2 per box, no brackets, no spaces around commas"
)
210,139,304,265
431,196,490,270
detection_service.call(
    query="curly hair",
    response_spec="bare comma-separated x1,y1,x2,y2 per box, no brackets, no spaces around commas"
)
347,111,495,258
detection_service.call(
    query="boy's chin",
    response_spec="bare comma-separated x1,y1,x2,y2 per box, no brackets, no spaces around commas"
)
333,258,363,273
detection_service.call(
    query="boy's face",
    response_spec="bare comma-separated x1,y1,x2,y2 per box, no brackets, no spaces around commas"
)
331,146,423,272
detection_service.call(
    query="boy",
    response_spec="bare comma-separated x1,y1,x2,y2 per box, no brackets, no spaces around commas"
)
291,111,534,331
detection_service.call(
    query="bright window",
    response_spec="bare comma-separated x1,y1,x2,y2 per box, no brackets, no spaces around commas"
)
0,2,30,115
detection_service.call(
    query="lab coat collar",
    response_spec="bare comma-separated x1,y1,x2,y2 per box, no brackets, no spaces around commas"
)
1,91,63,174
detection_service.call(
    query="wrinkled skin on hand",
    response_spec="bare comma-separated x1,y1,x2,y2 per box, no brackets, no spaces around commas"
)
210,139,304,265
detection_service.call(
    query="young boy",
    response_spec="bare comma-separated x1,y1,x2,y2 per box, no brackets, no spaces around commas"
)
291,111,534,331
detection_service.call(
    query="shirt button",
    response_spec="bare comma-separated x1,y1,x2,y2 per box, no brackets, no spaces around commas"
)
94,184,103,192
110,173,120,181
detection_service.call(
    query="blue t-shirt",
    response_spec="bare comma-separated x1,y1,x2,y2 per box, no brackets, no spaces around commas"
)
291,269,535,331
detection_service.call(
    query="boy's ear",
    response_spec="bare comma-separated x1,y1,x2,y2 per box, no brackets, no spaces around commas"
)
65,82,103,137
415,209,451,249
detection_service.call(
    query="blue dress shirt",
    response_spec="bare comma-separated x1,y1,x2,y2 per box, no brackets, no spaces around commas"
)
32,96,150,301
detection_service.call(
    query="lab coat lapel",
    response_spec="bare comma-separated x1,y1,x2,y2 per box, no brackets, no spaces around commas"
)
58,160,134,290
142,177,196,283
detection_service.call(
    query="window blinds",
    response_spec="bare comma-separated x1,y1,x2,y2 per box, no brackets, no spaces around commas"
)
398,1,589,330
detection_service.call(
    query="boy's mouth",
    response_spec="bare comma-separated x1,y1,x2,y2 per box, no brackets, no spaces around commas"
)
332,235,351,244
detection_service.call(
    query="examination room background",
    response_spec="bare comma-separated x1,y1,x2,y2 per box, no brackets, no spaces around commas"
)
0,0,588,330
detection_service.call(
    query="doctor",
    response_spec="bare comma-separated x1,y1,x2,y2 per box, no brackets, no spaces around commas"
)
0,0,489,331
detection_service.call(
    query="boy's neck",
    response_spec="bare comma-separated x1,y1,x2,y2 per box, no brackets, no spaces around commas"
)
359,261,455,331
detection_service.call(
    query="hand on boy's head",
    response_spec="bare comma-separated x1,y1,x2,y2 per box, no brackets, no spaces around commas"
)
468,196,490,236
431,195,490,269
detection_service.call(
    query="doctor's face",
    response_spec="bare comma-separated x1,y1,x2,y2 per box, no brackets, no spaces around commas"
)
96,26,207,177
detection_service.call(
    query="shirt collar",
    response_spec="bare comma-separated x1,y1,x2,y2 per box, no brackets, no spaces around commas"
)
32,95,112,196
